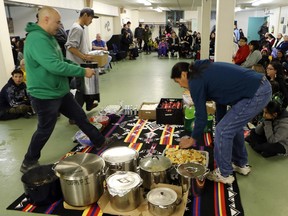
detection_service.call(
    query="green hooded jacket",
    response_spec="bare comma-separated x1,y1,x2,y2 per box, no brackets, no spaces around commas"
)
24,22,85,99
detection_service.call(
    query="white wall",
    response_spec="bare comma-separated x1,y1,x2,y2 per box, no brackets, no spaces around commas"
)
268,8,281,35
278,6,288,35
235,10,266,38
0,1,15,88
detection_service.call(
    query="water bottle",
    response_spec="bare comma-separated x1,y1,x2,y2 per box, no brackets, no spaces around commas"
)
204,114,214,132
184,106,195,132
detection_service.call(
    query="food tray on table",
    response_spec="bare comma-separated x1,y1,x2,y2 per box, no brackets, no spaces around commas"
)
163,148,209,167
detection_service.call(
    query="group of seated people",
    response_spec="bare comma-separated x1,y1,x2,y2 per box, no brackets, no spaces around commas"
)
155,30,200,59
245,59,288,158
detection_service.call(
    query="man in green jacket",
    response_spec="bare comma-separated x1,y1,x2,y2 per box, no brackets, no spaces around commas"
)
20,6,110,173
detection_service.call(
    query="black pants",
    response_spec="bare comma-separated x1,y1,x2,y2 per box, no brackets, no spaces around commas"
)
75,91,100,111
23,93,105,163
137,38,143,49
249,129,286,157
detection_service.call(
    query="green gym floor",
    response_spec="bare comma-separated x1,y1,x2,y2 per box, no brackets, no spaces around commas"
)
1,53,288,216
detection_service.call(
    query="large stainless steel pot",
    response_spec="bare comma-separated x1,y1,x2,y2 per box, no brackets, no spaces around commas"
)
101,146,138,177
139,155,172,189
54,153,105,206
177,162,209,197
106,171,143,212
147,187,178,216
21,164,62,206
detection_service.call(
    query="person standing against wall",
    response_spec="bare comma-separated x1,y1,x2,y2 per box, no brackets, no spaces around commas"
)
134,23,144,50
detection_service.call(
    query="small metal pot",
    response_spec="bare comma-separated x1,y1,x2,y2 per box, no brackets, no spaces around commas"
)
54,153,105,206
147,187,178,216
101,146,138,177
139,155,172,189
21,164,62,206
106,171,143,212
177,162,209,197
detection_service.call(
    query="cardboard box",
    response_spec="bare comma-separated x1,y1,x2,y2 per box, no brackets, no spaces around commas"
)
206,101,216,115
91,54,108,67
156,98,184,125
97,184,188,216
138,102,158,120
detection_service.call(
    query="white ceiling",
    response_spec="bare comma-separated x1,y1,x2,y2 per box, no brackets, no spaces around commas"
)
94,0,288,11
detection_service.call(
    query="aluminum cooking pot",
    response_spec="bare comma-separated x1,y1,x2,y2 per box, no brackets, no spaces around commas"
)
106,171,143,212
54,153,105,206
21,164,62,206
177,162,209,197
101,146,138,177
147,187,178,216
139,155,172,189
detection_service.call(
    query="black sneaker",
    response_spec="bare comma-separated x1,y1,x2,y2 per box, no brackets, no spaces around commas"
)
95,137,115,151
20,161,40,174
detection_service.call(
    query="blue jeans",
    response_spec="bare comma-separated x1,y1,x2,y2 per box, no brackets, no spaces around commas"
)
214,77,272,176
23,92,105,163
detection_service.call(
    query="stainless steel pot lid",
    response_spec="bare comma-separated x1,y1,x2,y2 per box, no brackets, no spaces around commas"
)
107,171,142,191
140,155,172,172
177,162,205,178
54,153,105,180
101,146,138,163
147,187,177,206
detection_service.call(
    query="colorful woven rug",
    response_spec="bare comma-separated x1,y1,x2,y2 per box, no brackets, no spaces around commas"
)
7,115,244,216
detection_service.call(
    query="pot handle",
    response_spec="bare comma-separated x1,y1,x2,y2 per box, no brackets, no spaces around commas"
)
198,168,210,181
52,161,60,177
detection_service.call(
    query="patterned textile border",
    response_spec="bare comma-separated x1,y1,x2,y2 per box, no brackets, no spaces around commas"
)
7,115,244,216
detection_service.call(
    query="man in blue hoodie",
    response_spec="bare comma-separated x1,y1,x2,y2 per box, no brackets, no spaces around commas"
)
171,60,272,184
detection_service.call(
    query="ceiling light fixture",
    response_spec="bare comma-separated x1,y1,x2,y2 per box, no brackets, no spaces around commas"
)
140,0,151,6
234,6,242,12
252,0,272,6
154,7,162,12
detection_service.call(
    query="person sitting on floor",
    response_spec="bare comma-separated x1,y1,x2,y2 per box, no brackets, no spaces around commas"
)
158,37,168,57
0,69,32,120
241,40,262,68
266,61,288,109
246,100,288,157
168,31,180,58
233,37,250,65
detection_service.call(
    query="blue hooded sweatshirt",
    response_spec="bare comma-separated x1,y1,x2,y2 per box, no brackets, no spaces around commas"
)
189,59,264,139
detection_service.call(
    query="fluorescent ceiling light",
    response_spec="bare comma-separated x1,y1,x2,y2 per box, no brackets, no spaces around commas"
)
235,7,242,12
141,0,151,6
154,7,162,12
252,0,272,6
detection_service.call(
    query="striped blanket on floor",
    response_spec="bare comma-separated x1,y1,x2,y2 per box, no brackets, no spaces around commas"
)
7,115,244,216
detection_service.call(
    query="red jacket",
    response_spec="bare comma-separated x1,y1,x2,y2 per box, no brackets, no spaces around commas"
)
233,44,250,65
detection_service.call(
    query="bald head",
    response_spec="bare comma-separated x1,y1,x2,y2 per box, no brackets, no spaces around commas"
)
37,6,61,35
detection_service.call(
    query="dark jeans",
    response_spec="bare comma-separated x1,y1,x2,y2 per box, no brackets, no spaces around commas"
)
75,91,100,111
137,38,143,49
249,129,285,157
23,93,105,164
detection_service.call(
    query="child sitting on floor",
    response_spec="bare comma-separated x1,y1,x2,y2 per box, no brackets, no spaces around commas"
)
158,37,168,57
246,100,288,157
